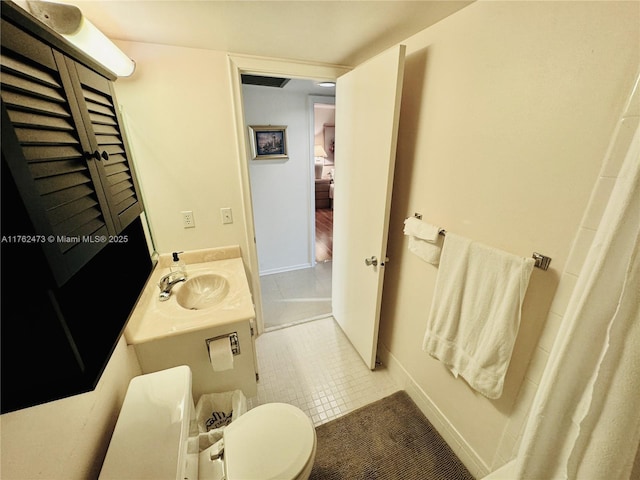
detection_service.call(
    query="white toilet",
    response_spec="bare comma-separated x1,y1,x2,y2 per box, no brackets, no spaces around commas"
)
99,366,317,480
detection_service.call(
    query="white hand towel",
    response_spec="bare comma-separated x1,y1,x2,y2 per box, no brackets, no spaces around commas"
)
403,217,439,241
408,235,443,265
422,233,535,399
404,217,442,265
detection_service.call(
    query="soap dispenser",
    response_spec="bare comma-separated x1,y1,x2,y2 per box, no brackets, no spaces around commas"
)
170,251,187,276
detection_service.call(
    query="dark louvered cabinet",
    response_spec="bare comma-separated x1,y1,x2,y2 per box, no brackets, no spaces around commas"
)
1,2,152,413
66,59,143,233
1,12,143,286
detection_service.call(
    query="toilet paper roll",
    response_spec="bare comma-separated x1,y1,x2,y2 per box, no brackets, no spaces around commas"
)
208,337,234,372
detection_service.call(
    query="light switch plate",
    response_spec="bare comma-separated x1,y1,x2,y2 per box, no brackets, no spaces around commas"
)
221,207,233,224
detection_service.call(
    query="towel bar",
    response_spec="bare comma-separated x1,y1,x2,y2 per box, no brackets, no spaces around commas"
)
532,252,552,271
411,213,551,270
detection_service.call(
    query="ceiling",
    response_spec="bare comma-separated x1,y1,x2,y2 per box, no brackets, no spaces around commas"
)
44,0,473,67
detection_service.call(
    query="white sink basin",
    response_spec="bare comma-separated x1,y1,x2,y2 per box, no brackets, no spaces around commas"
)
176,273,230,310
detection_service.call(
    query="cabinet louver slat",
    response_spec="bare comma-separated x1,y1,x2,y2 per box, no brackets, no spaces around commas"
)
104,161,128,176
110,179,134,197
34,170,92,194
86,101,112,117
89,111,117,126
0,53,59,87
15,127,78,145
53,208,103,238
2,89,69,117
9,110,74,130
23,145,81,161
93,124,119,136
41,183,95,212
46,195,99,226
1,71,65,102
30,158,87,178
82,87,111,107
96,134,122,145
104,145,125,156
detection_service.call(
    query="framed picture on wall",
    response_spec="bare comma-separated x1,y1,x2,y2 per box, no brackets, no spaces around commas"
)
248,125,289,160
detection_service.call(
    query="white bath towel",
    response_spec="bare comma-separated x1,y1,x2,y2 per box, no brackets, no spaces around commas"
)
404,217,442,265
422,233,535,399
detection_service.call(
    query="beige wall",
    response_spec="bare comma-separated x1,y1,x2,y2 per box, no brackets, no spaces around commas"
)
379,1,640,476
113,42,251,260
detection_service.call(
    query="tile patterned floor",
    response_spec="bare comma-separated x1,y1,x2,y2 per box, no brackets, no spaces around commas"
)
247,317,400,427
260,262,333,330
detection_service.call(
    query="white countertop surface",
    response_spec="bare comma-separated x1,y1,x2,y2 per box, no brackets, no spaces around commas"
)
125,251,255,344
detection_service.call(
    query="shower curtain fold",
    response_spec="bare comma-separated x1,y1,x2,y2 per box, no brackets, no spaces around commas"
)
513,125,640,479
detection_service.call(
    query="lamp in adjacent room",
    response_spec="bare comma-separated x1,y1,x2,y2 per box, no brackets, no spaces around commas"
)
314,144,328,159
26,0,136,77
314,144,328,180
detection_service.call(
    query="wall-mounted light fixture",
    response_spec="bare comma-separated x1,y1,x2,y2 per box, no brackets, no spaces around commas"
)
26,0,135,77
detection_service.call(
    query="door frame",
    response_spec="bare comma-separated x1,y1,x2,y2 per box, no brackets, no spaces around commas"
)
308,95,335,266
227,54,349,334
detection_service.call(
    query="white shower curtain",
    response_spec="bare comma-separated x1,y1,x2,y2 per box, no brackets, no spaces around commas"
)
514,125,640,479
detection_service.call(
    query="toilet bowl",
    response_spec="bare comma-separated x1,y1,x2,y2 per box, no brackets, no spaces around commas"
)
99,366,316,480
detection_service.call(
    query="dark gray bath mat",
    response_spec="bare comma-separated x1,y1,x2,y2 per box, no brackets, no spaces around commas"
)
309,390,475,479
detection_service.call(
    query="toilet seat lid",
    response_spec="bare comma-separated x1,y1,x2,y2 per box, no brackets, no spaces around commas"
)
224,403,316,480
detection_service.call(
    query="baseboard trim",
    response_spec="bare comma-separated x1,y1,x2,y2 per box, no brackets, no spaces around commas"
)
377,344,490,479
259,262,313,276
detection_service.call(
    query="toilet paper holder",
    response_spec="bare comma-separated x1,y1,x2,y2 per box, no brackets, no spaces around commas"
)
206,332,240,356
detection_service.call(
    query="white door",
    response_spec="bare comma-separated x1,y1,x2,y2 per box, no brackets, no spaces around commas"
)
332,45,406,369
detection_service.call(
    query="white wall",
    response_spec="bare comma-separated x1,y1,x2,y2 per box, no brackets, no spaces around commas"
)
243,85,314,274
378,1,640,476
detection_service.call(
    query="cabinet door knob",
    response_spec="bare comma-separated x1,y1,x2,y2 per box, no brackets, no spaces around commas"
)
100,150,109,161
84,150,100,161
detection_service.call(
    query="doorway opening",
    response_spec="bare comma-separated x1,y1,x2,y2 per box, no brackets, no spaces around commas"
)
312,99,335,264
241,77,336,331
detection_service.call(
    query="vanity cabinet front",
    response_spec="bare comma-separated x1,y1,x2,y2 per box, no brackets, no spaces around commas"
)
1,5,143,286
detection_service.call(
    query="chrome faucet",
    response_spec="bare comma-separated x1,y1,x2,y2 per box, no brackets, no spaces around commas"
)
158,271,186,301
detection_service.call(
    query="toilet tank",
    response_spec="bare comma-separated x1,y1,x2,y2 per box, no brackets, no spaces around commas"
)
99,366,195,480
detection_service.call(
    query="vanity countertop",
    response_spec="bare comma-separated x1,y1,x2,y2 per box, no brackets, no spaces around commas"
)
125,247,255,344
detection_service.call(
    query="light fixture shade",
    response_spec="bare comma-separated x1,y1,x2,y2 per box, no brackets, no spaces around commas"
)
62,17,135,77
314,145,328,158
26,0,135,77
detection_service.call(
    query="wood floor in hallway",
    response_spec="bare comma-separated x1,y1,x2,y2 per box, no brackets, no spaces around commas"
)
315,207,333,263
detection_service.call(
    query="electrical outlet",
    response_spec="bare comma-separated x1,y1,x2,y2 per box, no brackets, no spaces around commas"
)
221,207,233,224
181,210,195,228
